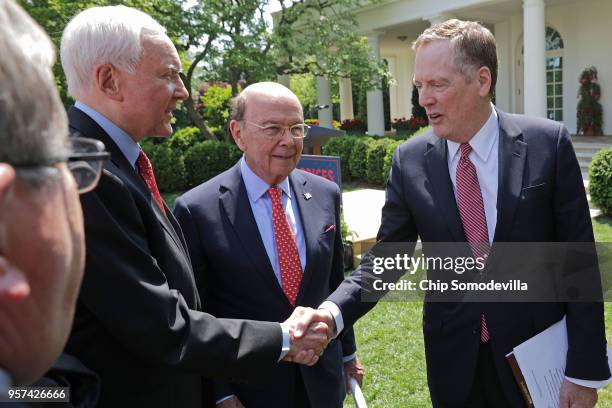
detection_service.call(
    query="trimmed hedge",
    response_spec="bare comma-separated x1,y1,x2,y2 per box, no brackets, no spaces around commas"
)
322,136,358,181
382,140,403,184
183,141,241,188
141,143,187,192
366,138,396,184
167,127,202,154
589,148,612,215
142,130,241,192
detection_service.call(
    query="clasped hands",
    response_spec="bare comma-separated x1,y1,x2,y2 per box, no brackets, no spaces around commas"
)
280,306,335,366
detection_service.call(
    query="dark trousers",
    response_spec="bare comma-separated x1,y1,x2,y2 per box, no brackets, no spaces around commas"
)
294,368,311,408
439,343,513,408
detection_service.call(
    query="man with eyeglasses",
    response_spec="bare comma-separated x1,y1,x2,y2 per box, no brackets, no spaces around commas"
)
0,1,106,406
60,6,330,408
174,82,363,408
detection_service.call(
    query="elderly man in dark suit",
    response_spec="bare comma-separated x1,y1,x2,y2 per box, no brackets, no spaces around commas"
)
295,19,610,408
174,82,363,408
60,6,329,408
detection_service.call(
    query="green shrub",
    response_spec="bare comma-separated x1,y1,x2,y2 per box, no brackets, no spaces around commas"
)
143,143,187,193
349,137,374,181
589,148,612,215
184,141,241,188
200,85,232,129
168,127,201,154
366,138,395,185
382,140,403,184
322,136,359,181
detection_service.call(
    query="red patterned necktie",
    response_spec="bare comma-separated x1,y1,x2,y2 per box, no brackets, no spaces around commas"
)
268,186,303,306
455,143,490,342
136,150,166,215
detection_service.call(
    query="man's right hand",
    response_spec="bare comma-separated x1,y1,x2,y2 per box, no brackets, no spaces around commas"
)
280,306,336,365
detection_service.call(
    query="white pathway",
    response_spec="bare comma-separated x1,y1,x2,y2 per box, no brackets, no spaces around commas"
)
342,185,602,244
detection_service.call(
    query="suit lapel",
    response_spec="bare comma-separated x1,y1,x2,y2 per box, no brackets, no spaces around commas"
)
288,171,317,304
68,107,186,254
219,164,290,304
494,109,526,242
424,135,466,242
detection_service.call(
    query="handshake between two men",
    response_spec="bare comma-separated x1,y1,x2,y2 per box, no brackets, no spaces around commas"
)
280,307,336,366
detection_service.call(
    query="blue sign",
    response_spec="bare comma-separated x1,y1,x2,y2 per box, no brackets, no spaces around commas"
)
297,155,342,190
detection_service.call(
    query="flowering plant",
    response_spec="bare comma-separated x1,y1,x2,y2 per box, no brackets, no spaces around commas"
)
340,118,367,132
392,116,428,132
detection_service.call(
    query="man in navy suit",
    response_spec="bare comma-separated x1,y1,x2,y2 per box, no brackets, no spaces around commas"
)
295,19,610,408
61,7,329,408
174,82,363,408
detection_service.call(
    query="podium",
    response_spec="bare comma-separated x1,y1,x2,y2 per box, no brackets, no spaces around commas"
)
303,124,345,155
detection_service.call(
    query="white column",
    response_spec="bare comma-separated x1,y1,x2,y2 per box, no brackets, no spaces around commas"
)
277,74,290,88
423,13,456,26
387,57,399,122
366,33,385,136
339,77,354,121
316,76,333,128
523,0,547,118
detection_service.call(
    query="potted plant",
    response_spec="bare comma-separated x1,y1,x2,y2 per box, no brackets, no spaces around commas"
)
577,66,603,136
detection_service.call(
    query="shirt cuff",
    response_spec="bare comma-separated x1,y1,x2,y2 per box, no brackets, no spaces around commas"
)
319,300,344,338
215,395,235,405
342,352,357,363
278,323,291,361
565,376,612,389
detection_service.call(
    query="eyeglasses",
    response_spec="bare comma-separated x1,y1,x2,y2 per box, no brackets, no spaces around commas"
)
13,136,109,194
67,137,110,194
245,121,310,140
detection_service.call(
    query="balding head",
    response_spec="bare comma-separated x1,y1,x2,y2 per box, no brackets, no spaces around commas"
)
228,82,305,186
230,82,302,122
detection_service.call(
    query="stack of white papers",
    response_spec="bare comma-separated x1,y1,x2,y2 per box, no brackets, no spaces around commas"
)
507,317,612,407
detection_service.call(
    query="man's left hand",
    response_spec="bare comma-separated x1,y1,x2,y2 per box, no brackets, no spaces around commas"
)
344,356,364,392
559,379,597,408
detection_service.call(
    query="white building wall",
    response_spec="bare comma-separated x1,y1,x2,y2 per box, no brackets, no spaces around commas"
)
358,0,612,134
493,20,512,113
545,0,612,134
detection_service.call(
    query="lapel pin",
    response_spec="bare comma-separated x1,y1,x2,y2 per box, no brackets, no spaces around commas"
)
303,192,312,200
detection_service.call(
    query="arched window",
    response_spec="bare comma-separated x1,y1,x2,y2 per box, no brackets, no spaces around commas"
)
546,27,564,121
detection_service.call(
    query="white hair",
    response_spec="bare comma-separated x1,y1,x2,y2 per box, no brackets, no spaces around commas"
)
0,0,69,171
60,5,166,99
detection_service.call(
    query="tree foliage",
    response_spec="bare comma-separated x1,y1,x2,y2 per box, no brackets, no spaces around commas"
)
21,0,390,141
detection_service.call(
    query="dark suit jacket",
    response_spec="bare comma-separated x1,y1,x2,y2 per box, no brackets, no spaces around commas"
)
173,163,356,408
65,107,283,408
327,109,610,407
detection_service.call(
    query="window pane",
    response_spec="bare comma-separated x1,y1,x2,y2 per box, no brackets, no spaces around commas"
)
548,97,554,109
555,110,563,121
547,71,553,82
554,71,562,82
547,110,555,120
547,84,554,95
555,96,563,108
555,83,562,95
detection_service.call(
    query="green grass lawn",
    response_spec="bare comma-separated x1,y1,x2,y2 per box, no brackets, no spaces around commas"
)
162,192,182,210
344,216,612,407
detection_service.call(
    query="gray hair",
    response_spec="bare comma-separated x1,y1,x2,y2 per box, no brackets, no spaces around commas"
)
0,0,69,178
413,19,497,97
60,5,166,100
